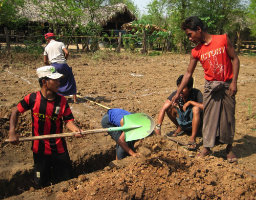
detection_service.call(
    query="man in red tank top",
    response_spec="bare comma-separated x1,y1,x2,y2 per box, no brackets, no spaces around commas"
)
8,66,82,187
171,16,240,163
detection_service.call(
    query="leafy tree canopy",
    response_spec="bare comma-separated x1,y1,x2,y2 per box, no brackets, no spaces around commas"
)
0,0,27,28
248,0,256,37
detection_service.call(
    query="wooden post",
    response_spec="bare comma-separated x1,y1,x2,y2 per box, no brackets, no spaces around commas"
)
86,37,90,52
141,29,148,54
16,31,19,43
115,31,122,53
4,27,10,52
90,36,99,52
166,31,171,52
75,36,79,52
82,37,90,53
236,31,241,54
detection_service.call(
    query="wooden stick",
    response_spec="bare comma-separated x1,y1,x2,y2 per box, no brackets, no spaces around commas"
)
165,136,187,146
77,95,110,110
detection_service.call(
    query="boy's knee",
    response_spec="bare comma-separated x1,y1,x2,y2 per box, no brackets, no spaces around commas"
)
167,106,178,116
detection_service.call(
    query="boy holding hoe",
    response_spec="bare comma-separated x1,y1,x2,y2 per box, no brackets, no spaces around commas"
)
8,66,82,187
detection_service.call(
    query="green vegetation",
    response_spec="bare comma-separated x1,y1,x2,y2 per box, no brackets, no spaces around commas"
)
248,0,256,37
0,0,255,55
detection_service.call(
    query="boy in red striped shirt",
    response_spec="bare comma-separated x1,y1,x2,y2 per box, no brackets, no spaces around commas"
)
8,66,82,187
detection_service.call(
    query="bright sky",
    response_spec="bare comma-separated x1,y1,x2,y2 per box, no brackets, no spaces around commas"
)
133,0,152,15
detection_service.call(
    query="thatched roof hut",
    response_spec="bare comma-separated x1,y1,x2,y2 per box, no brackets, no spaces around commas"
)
18,1,136,30
122,22,167,34
93,3,136,30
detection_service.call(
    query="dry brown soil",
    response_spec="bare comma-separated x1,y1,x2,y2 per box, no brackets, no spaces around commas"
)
0,51,256,199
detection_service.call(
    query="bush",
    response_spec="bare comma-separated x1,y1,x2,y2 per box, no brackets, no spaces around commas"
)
14,40,44,55
148,51,161,56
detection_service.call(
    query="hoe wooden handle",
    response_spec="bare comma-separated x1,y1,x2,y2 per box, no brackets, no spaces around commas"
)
5,128,109,142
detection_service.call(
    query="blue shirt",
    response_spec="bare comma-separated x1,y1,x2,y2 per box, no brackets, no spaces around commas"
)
107,108,131,126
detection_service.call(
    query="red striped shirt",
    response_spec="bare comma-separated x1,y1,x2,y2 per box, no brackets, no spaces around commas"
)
17,91,74,155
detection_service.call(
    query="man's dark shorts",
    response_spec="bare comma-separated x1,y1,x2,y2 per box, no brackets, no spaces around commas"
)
176,106,202,133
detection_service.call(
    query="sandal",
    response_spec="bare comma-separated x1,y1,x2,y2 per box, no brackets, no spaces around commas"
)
227,151,238,163
187,141,197,151
166,130,184,137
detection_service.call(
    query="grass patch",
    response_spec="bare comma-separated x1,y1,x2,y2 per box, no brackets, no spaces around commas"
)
148,51,161,56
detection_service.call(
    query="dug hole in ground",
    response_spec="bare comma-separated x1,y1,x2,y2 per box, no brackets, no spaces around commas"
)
0,51,255,199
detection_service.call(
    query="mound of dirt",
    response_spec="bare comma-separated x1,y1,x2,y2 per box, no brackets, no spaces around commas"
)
5,136,256,200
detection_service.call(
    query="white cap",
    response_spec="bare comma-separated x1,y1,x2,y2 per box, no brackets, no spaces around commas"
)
36,66,63,79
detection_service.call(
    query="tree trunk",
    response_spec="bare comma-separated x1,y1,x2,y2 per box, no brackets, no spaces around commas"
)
4,27,10,52
82,37,90,53
141,29,148,54
90,36,99,52
75,36,79,52
115,32,122,53
181,0,187,52
236,31,241,54
166,32,171,52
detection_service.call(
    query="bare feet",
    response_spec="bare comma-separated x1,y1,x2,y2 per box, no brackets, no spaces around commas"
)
166,127,184,137
227,151,237,163
197,147,211,157
131,152,141,158
173,127,183,136
187,140,197,151
226,144,237,163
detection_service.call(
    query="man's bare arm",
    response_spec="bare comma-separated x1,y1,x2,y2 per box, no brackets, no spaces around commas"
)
44,55,50,65
63,48,69,60
226,36,240,96
118,132,137,157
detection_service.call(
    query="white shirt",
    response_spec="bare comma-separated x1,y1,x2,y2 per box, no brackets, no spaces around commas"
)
44,40,67,64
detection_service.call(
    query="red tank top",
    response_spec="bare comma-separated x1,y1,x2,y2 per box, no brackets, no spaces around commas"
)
191,34,233,81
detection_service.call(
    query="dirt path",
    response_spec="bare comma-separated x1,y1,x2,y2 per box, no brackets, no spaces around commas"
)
0,52,255,199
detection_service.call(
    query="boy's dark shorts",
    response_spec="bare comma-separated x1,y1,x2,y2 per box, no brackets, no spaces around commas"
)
33,151,72,187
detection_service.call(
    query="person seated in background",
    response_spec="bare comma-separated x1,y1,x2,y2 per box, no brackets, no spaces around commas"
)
154,75,203,150
101,108,139,160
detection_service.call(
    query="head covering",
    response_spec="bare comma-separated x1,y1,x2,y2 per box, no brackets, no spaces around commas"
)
37,66,63,79
44,32,55,39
